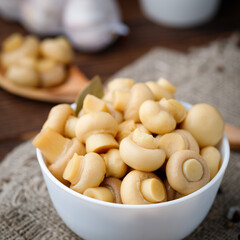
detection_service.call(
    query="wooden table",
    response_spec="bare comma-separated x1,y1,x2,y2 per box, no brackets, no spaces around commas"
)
0,0,240,161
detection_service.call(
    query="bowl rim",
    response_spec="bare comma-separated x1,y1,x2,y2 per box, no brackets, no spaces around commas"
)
36,101,230,209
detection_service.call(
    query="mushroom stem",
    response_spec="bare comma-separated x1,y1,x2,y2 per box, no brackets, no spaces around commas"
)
83,187,114,202
64,115,78,138
183,159,203,182
33,128,70,164
141,178,166,203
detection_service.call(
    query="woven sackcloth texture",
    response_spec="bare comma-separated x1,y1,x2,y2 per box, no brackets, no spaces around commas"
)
1,35,240,240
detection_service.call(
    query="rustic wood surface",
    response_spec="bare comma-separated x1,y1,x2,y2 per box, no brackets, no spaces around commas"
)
0,0,240,161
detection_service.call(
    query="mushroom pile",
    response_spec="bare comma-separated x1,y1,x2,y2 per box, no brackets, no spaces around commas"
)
33,77,224,205
1,33,74,88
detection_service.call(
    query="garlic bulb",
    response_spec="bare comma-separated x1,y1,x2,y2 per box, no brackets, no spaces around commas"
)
62,0,129,52
20,0,65,35
0,0,22,21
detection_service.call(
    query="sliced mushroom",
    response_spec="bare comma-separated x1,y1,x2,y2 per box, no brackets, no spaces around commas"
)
181,103,225,147
120,170,167,204
32,128,85,183
166,150,210,195
119,129,166,172
63,152,106,193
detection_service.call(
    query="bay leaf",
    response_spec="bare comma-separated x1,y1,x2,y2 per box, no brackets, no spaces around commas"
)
75,75,104,115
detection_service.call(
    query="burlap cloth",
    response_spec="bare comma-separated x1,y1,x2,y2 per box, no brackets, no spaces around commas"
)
0,35,240,240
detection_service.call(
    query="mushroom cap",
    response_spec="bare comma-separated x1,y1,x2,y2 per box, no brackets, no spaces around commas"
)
75,111,118,142
42,104,75,135
166,150,210,195
181,104,224,147
124,83,154,122
119,134,166,172
139,100,176,134
107,78,135,91
120,170,166,204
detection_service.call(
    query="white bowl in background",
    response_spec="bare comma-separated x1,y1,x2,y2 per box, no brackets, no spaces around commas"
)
36,102,230,240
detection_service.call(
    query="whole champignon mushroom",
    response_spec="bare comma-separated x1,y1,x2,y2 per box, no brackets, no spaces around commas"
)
166,150,210,195
181,103,225,147
101,177,122,203
107,78,135,92
157,78,177,94
121,170,167,205
63,152,106,193
1,35,39,70
200,146,221,180
139,100,176,134
32,128,85,183
116,120,137,142
83,187,114,203
101,149,127,178
124,83,154,122
75,112,119,153
119,128,166,172
42,104,77,138
173,129,199,153
146,81,173,101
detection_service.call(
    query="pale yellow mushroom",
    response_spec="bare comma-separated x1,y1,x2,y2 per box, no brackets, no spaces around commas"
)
63,152,106,193
158,132,188,158
106,103,123,124
116,120,137,142
120,170,167,204
42,104,77,138
101,149,127,178
139,100,176,134
5,64,40,87
83,94,109,114
75,112,119,153
101,177,122,203
113,89,131,112
124,83,154,122
37,58,66,88
83,187,114,203
164,179,185,201
200,146,221,180
119,129,166,172
107,78,135,92
173,129,199,153
181,103,225,147
1,35,39,69
157,78,177,94
159,98,186,123
166,150,210,195
2,33,24,53
146,81,173,101
32,128,85,183
40,37,74,64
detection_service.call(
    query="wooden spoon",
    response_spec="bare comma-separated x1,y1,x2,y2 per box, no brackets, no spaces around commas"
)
225,123,240,150
0,65,89,103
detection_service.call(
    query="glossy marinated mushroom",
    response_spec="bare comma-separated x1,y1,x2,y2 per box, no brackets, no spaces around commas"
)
113,89,131,112
106,103,123,124
157,78,177,94
173,129,199,153
124,83,154,122
5,64,39,87
37,58,66,87
121,170,167,204
1,35,39,69
63,152,106,193
101,149,127,178
42,104,77,138
116,120,137,142
166,150,210,195
32,128,85,183
101,177,122,203
83,187,114,203
146,81,173,101
159,98,186,124
107,78,135,92
139,100,176,134
119,128,166,172
83,94,109,114
40,37,74,64
75,112,119,153
200,146,221,180
181,103,225,147
164,179,184,201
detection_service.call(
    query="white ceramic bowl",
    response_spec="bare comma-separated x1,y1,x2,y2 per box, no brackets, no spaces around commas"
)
36,102,230,240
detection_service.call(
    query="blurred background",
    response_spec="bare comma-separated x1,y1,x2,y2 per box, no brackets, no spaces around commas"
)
0,0,240,161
